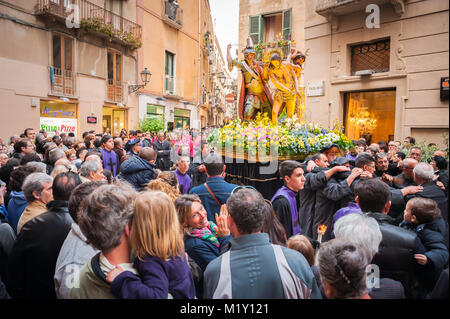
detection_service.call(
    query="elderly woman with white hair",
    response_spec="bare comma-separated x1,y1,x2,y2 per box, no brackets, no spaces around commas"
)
16,173,53,234
333,213,405,299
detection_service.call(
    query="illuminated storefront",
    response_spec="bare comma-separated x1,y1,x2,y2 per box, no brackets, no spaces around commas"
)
102,106,127,134
344,90,396,145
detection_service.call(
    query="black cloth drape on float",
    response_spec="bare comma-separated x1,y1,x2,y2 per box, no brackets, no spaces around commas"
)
222,155,284,200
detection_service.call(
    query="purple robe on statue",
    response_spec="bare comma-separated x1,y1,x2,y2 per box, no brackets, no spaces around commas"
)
271,186,300,235
175,169,192,194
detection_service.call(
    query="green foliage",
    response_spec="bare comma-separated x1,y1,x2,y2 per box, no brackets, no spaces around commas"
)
138,117,164,134
403,133,449,162
80,18,142,48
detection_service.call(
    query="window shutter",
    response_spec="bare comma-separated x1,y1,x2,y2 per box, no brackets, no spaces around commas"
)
249,15,262,44
282,8,292,40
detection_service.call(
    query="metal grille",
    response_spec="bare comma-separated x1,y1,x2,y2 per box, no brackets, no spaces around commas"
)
351,39,390,75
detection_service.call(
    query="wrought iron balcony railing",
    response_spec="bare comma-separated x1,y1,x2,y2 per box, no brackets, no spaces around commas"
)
36,0,142,48
50,66,74,96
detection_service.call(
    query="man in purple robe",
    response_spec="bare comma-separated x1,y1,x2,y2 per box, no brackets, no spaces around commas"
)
174,155,191,194
271,160,306,239
100,135,120,178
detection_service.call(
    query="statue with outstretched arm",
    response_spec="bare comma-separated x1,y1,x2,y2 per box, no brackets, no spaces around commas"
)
227,38,272,120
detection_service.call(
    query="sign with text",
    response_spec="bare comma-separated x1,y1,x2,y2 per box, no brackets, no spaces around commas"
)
441,77,449,100
87,116,97,124
40,101,77,118
40,117,77,138
225,93,235,103
306,81,325,97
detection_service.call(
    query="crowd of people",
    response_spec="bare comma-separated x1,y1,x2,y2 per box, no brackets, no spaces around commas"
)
0,128,448,299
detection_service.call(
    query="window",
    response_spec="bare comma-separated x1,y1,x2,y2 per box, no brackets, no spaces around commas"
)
344,90,396,144
249,8,291,44
107,51,122,102
351,39,390,75
146,104,165,122
174,108,190,129
165,51,175,94
51,33,74,96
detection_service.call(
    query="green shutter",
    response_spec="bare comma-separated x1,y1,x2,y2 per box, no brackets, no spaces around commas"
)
249,15,262,44
282,8,292,40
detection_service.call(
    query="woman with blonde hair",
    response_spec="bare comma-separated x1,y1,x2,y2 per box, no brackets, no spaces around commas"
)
147,178,180,202
106,191,195,299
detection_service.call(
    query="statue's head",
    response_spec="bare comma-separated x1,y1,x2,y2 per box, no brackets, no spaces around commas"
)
292,51,306,65
270,54,282,68
243,36,256,60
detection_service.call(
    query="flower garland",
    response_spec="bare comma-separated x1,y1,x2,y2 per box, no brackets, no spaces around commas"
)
208,113,354,158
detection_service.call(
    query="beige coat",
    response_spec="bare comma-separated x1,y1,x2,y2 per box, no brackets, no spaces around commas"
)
17,200,47,234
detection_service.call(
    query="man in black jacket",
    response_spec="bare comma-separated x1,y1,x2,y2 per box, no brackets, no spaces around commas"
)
153,131,171,171
354,178,428,299
6,172,81,299
298,153,350,239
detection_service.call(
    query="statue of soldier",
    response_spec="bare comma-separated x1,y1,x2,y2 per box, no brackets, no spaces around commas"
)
227,37,272,120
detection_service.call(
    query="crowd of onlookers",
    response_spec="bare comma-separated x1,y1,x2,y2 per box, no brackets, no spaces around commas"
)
0,128,448,299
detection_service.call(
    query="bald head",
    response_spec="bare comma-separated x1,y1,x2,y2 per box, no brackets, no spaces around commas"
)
403,158,418,180
434,150,446,158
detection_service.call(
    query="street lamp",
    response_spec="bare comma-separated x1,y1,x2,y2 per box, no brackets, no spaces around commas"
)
128,67,152,94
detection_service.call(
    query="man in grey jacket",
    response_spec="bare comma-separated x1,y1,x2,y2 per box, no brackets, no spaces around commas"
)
203,188,322,299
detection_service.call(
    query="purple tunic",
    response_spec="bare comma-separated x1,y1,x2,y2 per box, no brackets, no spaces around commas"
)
100,149,119,177
271,186,300,235
175,169,192,194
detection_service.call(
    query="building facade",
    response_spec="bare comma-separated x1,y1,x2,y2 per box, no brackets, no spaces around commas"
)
136,0,229,131
304,0,448,145
0,0,142,140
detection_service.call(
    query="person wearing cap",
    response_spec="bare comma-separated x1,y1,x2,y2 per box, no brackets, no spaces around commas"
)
313,156,364,241
127,138,142,157
227,37,272,120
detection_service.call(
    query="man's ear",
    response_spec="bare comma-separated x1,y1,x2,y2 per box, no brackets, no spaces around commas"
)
355,196,360,207
222,165,226,173
124,223,131,237
384,201,391,215
89,170,95,180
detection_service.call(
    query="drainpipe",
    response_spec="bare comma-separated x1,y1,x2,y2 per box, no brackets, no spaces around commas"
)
197,0,202,130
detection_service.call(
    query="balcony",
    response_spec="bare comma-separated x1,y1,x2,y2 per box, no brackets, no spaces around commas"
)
164,75,184,99
107,79,122,103
36,0,142,49
162,0,183,30
314,0,405,30
50,66,74,97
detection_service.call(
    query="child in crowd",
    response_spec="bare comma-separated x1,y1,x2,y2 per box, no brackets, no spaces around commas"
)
400,197,449,291
106,191,196,299
287,235,326,298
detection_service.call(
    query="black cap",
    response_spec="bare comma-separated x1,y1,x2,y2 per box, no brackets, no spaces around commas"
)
330,156,349,167
129,138,141,146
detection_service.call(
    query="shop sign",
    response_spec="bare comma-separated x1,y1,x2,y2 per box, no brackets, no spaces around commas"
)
40,101,77,119
441,77,449,100
306,81,324,97
40,101,77,137
87,116,97,124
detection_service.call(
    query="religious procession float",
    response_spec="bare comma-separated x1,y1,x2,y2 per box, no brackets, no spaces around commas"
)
206,37,354,198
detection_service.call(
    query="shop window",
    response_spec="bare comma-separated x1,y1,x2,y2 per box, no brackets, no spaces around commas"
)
147,104,165,122
51,33,74,96
174,108,190,129
107,51,122,102
351,39,390,75
344,90,396,144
